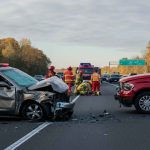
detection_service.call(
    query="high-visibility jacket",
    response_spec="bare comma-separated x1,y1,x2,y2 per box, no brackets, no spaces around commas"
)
91,73,100,82
75,74,83,85
64,70,74,83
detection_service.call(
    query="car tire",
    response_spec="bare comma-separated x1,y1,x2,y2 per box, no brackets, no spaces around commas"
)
135,91,150,113
22,102,44,121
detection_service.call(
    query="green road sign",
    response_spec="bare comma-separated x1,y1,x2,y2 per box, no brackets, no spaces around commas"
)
119,59,146,66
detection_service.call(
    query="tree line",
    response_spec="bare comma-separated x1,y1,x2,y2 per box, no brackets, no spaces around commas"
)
0,38,51,76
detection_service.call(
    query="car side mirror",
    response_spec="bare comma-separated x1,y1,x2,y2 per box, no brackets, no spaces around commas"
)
0,82,11,89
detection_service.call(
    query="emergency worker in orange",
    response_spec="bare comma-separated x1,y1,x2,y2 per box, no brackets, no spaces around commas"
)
91,69,101,95
46,65,56,78
63,66,74,95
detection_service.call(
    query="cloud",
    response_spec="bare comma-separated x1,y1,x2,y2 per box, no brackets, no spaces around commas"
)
0,0,150,51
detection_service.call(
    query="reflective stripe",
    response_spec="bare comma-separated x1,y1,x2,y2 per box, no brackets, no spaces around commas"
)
64,70,74,82
91,73,100,81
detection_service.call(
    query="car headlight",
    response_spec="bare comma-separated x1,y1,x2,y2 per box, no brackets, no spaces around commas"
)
122,83,134,91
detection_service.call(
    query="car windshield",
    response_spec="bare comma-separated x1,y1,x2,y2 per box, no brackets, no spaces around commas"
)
79,68,93,74
111,74,120,77
1,68,38,87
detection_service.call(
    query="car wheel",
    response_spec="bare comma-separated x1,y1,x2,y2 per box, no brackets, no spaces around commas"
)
135,92,150,113
22,102,44,121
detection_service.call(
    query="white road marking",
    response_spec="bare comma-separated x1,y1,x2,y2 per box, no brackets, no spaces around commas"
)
4,96,80,150
4,122,52,150
71,95,80,104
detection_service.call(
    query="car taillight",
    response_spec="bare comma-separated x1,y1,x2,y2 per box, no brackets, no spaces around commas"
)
0,63,9,67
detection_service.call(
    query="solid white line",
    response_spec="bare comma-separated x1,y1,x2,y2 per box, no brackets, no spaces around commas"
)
4,96,80,150
71,95,80,104
4,122,52,150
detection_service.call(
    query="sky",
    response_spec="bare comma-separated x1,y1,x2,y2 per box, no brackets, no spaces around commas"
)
0,0,150,68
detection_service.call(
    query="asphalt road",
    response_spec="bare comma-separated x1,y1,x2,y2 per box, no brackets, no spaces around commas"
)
1,82,150,150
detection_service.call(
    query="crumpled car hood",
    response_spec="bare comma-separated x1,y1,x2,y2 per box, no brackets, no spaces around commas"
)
28,76,68,93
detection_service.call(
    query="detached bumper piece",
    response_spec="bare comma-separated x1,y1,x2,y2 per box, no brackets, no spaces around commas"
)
53,101,75,120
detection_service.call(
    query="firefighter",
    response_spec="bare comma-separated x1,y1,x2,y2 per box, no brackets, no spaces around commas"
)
75,70,83,85
63,66,74,95
91,69,101,95
75,81,92,95
46,65,56,78
74,70,83,95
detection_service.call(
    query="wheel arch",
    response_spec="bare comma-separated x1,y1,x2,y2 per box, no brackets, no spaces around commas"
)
19,100,44,115
133,89,150,104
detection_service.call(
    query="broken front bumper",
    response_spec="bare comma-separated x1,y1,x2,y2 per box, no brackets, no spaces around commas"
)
114,92,133,107
56,101,75,109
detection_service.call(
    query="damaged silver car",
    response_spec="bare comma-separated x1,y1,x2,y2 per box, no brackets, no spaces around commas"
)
0,64,75,121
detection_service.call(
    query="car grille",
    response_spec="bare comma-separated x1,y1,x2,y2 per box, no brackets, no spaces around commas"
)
83,76,91,80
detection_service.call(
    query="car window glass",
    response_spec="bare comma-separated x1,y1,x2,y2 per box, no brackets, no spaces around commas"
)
1,69,37,87
80,68,93,74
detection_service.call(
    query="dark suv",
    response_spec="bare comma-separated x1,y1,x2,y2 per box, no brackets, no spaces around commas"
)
101,74,110,83
0,64,74,121
115,74,150,113
108,74,121,82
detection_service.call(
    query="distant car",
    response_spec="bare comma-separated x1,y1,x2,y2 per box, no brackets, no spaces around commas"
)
101,74,110,82
56,72,64,79
34,75,45,81
128,73,137,76
114,73,150,113
120,75,128,79
107,74,121,82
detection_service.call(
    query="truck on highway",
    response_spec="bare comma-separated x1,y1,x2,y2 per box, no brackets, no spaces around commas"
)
115,73,150,113
77,63,94,81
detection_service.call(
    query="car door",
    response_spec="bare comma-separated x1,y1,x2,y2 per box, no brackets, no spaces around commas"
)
0,76,16,111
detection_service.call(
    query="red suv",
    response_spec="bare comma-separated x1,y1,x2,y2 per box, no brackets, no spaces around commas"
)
115,74,150,113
